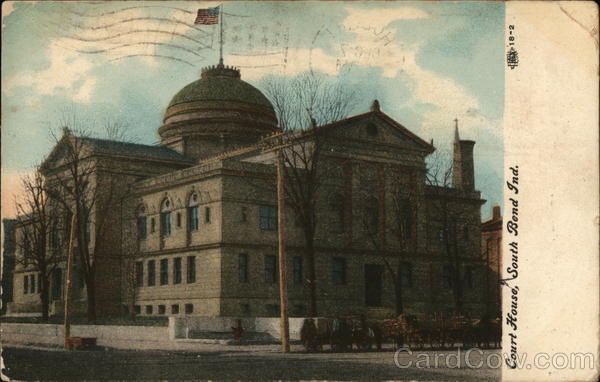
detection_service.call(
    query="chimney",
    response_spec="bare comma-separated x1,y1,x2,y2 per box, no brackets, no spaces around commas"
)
492,205,501,220
452,119,476,191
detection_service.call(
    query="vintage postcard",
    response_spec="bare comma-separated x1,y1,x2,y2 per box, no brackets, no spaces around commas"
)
1,1,597,381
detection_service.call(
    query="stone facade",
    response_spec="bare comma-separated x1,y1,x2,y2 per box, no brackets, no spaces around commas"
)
481,205,503,317
9,64,489,319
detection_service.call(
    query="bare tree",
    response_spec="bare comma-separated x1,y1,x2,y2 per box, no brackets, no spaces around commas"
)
425,149,466,316
14,169,65,321
359,173,419,316
44,125,125,322
261,73,357,316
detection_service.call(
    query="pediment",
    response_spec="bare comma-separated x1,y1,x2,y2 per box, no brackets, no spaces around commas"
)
320,111,433,153
40,136,94,172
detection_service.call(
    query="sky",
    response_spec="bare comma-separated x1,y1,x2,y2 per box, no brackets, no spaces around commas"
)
1,1,505,220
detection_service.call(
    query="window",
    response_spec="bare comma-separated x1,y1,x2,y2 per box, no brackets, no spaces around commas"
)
442,265,454,288
438,229,445,242
147,260,156,286
158,305,166,315
135,261,144,287
160,211,171,237
264,255,277,283
23,275,29,294
37,274,41,294
328,193,345,233
332,257,347,285
365,196,379,235
30,274,36,294
241,207,248,222
50,218,60,249
396,198,412,246
293,304,305,316
399,262,413,288
134,305,141,315
176,212,182,228
293,256,303,284
464,267,473,289
160,198,172,237
171,304,179,314
259,205,277,231
137,207,147,240
146,305,153,314
240,303,251,316
174,257,182,284
239,254,248,283
266,304,280,317
187,256,196,283
205,207,211,223
160,259,169,285
185,303,194,314
188,206,199,231
150,218,156,233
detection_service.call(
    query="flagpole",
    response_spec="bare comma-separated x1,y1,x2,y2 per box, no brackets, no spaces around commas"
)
219,4,224,65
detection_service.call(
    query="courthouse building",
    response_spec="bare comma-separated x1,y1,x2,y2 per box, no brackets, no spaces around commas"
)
9,63,488,318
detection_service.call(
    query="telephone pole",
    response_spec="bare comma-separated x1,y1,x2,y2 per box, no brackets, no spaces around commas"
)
276,149,290,353
64,213,77,347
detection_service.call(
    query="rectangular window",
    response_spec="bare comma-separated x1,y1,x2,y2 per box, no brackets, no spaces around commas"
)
24,275,28,294
176,212,182,228
171,304,179,314
205,207,211,223
464,267,473,289
134,305,141,315
399,262,413,288
158,305,166,315
442,265,454,288
174,257,182,284
332,257,347,285
185,303,194,314
137,216,147,240
239,254,248,283
160,211,171,237
264,254,277,283
188,206,199,231
151,218,156,233
135,261,144,287
187,256,196,283
293,256,303,284
30,274,36,293
147,260,156,286
146,305,153,314
160,259,169,285
259,205,277,231
241,206,248,222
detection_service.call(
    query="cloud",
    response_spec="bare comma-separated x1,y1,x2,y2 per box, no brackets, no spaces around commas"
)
4,39,95,100
342,6,429,31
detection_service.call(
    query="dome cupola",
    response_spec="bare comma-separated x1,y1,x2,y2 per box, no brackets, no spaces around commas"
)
159,63,279,160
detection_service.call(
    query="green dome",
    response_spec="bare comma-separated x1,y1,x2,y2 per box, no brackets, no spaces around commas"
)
167,65,274,110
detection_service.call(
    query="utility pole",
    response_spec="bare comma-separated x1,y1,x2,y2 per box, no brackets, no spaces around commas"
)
64,213,77,347
276,149,290,353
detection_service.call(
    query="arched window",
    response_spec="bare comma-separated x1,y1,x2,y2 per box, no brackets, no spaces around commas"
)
137,206,147,240
328,193,345,233
160,198,172,238
187,193,200,232
365,196,379,236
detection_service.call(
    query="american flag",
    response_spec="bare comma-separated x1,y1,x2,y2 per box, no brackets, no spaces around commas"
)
195,7,219,25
